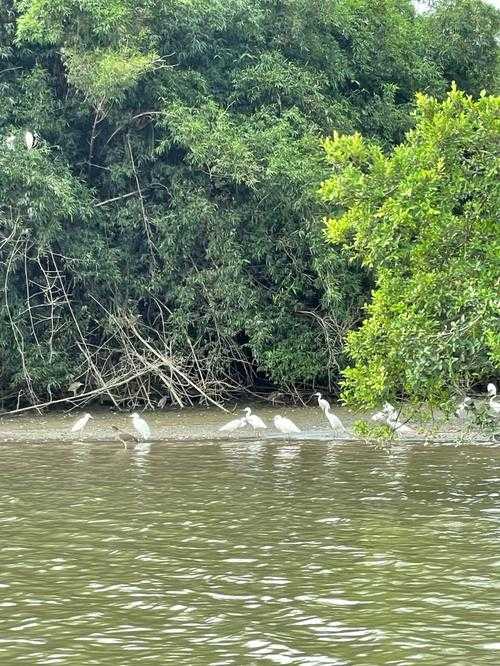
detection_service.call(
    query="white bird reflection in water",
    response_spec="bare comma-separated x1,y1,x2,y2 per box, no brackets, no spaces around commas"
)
131,441,152,471
274,444,300,462
72,442,92,465
220,440,266,475
220,441,265,458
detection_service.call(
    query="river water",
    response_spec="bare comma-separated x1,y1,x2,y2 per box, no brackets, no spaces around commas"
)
0,407,499,664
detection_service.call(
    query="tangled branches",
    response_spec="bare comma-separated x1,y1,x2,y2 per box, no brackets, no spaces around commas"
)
1,233,257,413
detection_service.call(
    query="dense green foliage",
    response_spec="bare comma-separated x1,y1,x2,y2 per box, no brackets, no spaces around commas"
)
0,0,498,407
321,87,499,407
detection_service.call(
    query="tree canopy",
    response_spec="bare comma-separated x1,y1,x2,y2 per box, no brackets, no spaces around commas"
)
321,87,499,406
0,0,498,408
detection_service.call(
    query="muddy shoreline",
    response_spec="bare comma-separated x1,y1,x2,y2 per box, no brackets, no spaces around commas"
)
0,405,494,445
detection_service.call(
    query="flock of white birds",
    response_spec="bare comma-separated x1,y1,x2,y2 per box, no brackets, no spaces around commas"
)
71,412,150,442
69,384,500,443
218,395,349,439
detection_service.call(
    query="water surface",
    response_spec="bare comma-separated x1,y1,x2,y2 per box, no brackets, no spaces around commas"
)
0,412,498,664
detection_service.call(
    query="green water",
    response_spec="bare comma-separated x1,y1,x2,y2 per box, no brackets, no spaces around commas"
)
0,437,498,665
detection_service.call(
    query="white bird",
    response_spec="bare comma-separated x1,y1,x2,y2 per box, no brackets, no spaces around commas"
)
322,404,349,437
456,396,474,419
24,130,35,149
372,404,416,437
313,392,330,412
219,416,247,432
130,412,152,439
243,407,267,430
273,415,301,439
371,410,387,423
382,402,397,417
487,383,500,415
385,413,417,437
71,412,93,434
5,134,15,150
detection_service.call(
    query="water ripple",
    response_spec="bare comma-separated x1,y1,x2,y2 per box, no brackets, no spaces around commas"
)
0,439,498,664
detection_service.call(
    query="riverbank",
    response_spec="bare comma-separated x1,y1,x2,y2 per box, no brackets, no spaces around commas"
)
0,405,494,445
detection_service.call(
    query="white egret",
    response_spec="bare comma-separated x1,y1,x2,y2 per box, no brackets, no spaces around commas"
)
24,130,35,149
313,392,330,412
273,415,301,440
456,396,474,419
243,407,267,430
130,412,152,439
219,416,247,432
323,404,349,437
372,405,416,437
487,383,500,415
71,412,93,434
385,413,417,437
382,403,410,429
371,410,387,423
382,402,397,417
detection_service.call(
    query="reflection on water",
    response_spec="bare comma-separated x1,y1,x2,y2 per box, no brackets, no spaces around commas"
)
0,437,498,664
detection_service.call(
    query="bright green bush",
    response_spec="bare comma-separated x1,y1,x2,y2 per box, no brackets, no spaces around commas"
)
321,87,499,406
